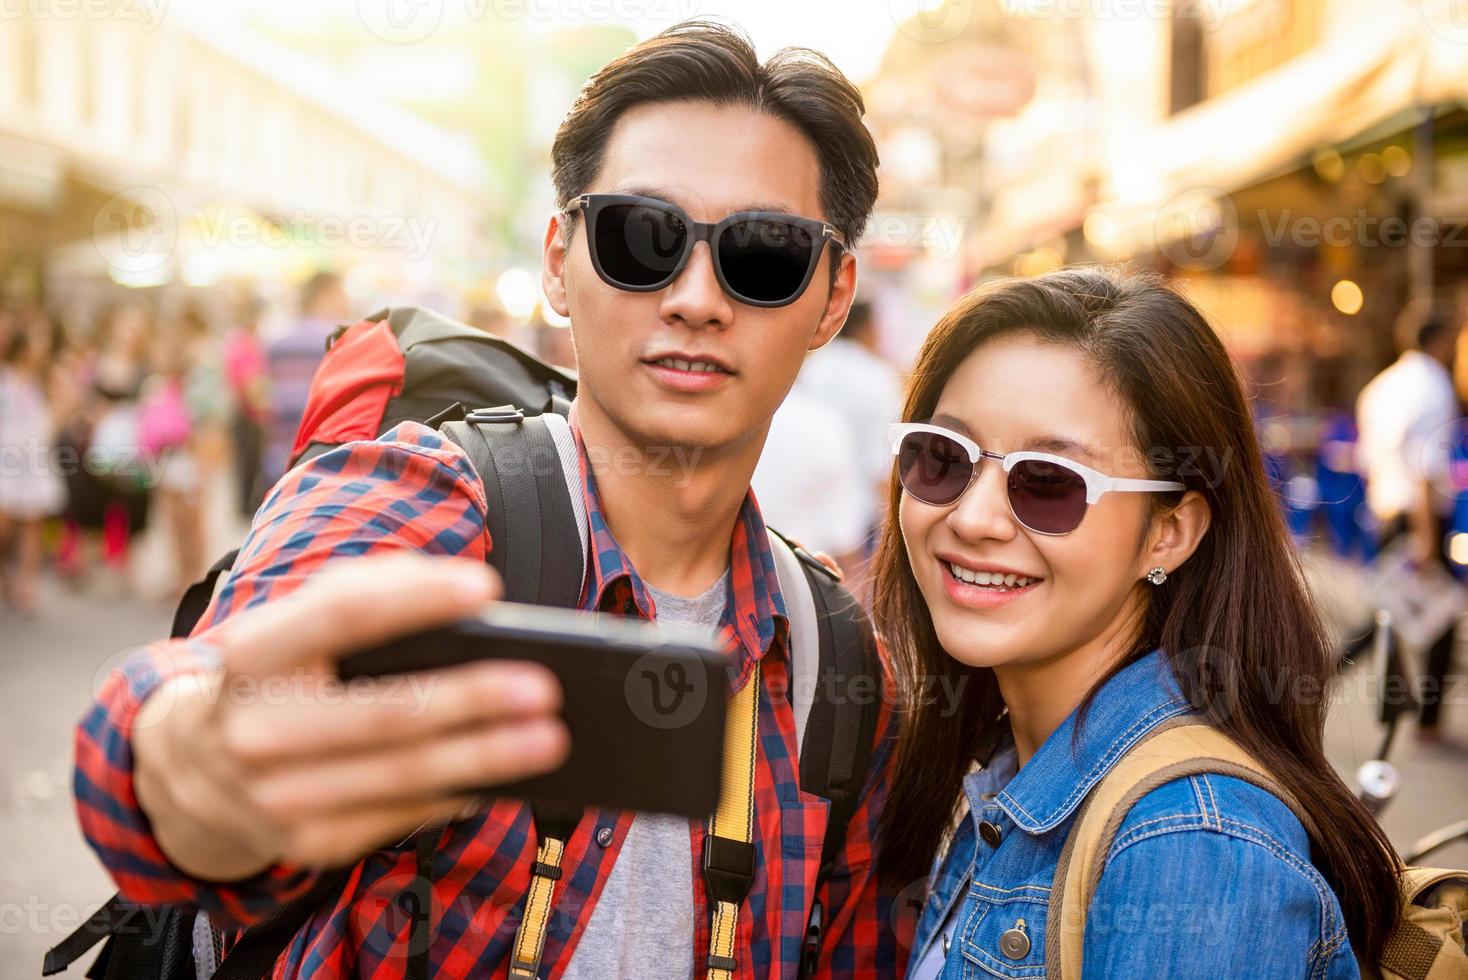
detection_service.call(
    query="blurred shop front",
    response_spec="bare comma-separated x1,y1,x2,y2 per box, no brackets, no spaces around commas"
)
878,0,1468,552
0,10,490,336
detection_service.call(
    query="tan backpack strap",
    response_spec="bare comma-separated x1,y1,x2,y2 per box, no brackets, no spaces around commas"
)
705,661,761,980
1046,718,1315,979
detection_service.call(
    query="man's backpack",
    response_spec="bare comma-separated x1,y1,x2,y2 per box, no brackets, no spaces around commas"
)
1049,720,1468,979
46,307,884,979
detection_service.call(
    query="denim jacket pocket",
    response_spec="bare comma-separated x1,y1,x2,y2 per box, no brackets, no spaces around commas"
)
956,883,1050,979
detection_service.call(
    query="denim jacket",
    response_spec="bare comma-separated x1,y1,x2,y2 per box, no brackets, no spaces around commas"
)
908,649,1360,979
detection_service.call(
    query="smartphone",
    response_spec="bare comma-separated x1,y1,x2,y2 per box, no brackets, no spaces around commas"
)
336,601,731,819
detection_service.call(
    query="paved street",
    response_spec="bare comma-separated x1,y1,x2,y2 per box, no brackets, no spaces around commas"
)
2,565,1465,975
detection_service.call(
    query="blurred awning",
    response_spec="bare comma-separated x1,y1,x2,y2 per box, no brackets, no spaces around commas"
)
1091,2,1468,259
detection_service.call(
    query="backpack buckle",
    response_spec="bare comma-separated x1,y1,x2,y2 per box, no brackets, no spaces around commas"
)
701,836,755,907
801,899,824,974
465,405,525,424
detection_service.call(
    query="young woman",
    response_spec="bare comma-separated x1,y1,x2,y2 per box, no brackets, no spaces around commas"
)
872,268,1402,978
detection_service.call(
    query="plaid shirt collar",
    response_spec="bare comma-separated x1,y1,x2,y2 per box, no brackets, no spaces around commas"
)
570,415,790,684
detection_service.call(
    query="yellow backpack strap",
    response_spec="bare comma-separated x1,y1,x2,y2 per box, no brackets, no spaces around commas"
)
508,803,581,979
1045,718,1312,979
704,662,762,980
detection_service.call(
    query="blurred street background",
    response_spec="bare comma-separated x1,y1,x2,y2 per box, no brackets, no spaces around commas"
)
3,0,1468,971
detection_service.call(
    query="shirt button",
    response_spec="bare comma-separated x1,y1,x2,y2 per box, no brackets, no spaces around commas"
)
595,826,613,847
623,599,636,616
979,821,1003,847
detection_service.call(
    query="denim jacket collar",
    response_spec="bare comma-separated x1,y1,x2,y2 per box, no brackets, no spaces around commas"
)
992,648,1195,834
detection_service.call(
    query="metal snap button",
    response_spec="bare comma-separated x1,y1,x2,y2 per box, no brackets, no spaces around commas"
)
999,917,1030,959
979,820,1003,847
595,826,613,847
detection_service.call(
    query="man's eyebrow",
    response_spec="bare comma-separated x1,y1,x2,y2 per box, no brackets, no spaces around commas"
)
607,186,801,216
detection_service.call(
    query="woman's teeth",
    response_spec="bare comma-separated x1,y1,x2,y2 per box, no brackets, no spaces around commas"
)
654,357,725,373
947,563,1039,589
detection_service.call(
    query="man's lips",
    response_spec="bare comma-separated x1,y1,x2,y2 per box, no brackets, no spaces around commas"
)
640,352,736,375
642,356,735,392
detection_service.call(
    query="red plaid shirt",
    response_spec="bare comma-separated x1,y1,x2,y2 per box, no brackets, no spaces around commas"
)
74,420,905,977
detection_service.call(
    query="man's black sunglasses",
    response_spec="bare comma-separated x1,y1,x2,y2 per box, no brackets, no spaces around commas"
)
565,193,846,308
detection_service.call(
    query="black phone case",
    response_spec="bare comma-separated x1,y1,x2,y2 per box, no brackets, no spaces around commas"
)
336,602,730,819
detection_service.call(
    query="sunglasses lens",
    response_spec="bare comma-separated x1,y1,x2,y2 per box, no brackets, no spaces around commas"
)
594,203,687,288
1008,458,1088,534
897,431,973,505
717,219,818,304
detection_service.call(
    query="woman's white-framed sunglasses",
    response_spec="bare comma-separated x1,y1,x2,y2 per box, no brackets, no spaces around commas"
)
888,422,1187,535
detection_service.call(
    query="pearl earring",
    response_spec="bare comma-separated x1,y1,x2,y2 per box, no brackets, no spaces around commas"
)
1146,566,1168,585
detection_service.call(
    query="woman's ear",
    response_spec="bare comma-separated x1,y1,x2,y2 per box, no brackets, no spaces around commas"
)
1139,490,1211,581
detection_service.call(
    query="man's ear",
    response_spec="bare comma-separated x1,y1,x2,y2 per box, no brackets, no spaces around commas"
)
809,249,858,353
542,213,571,318
1138,490,1211,583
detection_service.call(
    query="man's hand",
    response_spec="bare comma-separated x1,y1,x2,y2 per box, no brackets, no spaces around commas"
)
131,553,569,880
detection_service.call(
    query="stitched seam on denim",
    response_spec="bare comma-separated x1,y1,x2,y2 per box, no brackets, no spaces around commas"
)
968,880,1051,897
1103,809,1209,856
1310,927,1349,980
998,695,1193,828
1306,926,1348,977
1189,776,1212,830
958,938,1047,980
958,918,1048,980
959,891,991,953
956,887,1049,977
1107,818,1338,954
1213,816,1335,935
968,889,1053,906
1108,811,1208,849
968,952,1047,979
1201,775,1222,831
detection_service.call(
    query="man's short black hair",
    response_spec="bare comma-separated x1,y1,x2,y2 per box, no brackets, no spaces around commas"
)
550,20,879,247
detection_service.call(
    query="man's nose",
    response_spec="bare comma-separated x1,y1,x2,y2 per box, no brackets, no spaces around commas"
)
659,241,735,329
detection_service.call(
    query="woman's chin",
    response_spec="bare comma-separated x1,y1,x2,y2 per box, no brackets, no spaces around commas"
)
936,628,1024,671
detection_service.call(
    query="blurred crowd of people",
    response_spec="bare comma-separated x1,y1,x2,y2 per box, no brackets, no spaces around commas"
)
0,272,358,615
0,298,225,612
4,271,1464,656
0,271,674,618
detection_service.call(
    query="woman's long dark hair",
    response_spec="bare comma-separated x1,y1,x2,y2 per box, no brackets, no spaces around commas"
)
873,267,1402,964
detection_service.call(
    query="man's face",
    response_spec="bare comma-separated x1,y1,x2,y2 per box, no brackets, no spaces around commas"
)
544,100,856,458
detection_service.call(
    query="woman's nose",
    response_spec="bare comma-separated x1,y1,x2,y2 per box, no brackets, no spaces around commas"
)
945,461,1018,544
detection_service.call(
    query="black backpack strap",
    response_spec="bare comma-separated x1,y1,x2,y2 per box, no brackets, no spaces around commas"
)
208,873,347,980
42,895,133,976
171,549,241,639
440,407,586,609
442,407,590,977
405,823,447,980
766,531,881,974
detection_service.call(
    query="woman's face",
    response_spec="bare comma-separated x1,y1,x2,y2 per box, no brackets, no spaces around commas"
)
899,332,1162,671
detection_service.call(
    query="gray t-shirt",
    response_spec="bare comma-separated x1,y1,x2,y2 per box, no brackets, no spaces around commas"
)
561,571,729,980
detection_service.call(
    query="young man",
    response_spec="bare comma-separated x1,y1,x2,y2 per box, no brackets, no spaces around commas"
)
74,22,902,978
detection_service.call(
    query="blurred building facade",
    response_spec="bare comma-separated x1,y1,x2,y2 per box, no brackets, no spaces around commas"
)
0,9,490,328
868,0,1468,420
